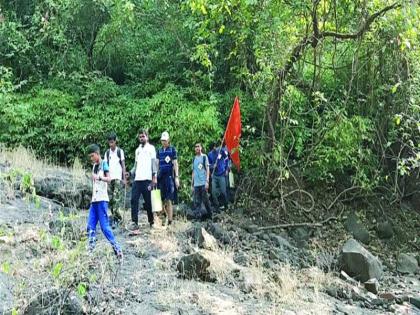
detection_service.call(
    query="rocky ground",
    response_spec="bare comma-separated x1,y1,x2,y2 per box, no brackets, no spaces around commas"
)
0,149,419,314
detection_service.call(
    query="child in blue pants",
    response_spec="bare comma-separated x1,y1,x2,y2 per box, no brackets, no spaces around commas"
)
87,144,123,260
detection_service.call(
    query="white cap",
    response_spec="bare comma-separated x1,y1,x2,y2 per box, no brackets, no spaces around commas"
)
160,131,170,141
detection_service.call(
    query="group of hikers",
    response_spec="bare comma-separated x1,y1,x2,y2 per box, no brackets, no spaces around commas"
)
86,129,233,261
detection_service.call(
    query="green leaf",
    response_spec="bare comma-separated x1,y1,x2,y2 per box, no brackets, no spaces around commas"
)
52,262,63,279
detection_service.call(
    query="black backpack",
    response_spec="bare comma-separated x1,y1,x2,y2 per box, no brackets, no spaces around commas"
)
105,148,123,167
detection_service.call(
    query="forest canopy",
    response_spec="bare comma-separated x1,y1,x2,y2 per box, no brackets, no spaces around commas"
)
0,0,419,202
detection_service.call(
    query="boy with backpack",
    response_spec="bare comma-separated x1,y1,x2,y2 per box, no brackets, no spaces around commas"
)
191,142,212,220
87,144,123,260
104,132,127,229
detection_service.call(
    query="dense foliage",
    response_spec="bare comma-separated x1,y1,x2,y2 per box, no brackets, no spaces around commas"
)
0,0,419,202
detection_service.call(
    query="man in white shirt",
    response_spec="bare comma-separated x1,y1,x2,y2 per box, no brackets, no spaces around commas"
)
104,132,127,229
128,129,157,234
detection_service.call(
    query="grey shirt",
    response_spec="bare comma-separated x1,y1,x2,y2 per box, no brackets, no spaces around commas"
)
193,154,209,187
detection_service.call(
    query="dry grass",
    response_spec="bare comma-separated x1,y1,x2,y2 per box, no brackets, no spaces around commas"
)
0,146,86,180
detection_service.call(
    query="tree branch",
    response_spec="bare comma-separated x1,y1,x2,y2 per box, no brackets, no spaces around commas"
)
319,3,400,40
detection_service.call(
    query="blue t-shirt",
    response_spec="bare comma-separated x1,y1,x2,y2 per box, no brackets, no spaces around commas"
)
157,146,177,176
208,147,228,176
193,154,209,187
93,160,109,175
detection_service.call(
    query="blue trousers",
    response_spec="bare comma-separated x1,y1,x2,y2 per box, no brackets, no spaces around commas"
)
87,201,121,253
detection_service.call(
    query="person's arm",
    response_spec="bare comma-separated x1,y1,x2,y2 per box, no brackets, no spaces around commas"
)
173,159,180,188
99,162,112,183
151,146,157,185
191,169,195,192
205,156,210,190
121,150,127,184
173,147,180,188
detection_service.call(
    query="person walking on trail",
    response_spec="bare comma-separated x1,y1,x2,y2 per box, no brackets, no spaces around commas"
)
86,144,123,260
104,132,127,229
156,131,180,226
128,129,157,235
208,143,229,210
191,143,212,220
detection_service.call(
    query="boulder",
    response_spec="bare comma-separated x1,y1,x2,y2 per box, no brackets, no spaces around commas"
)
345,213,370,244
188,226,218,250
376,221,393,239
177,253,211,281
396,253,418,274
23,289,83,315
33,170,91,209
198,228,218,251
340,239,383,282
206,222,232,244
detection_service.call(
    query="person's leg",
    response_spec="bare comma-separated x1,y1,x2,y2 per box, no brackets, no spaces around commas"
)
86,203,99,251
141,180,154,226
108,179,115,214
165,200,173,224
202,187,213,219
218,176,228,208
97,201,122,254
211,176,220,208
193,186,201,211
113,180,123,222
130,181,141,225
225,173,230,203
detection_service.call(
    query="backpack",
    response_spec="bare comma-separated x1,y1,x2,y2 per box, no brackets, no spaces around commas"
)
193,154,208,170
105,148,123,167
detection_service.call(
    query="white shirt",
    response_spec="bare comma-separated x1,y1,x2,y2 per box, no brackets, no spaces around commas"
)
105,147,125,180
92,161,109,202
134,143,156,181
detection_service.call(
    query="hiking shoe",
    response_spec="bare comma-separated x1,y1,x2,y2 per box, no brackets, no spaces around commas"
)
127,222,139,231
127,222,140,235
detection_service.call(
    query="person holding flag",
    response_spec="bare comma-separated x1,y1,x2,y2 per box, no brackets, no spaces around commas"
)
209,142,229,210
210,96,242,210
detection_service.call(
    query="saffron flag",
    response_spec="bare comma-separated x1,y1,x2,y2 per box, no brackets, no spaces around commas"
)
224,97,242,170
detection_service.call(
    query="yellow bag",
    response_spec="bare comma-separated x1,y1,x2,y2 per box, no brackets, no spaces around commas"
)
151,188,163,213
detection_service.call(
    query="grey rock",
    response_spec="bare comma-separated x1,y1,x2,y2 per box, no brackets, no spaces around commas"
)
206,222,231,244
290,227,310,248
340,238,383,282
177,253,211,281
189,226,218,250
34,171,91,209
364,278,379,294
409,296,420,309
244,224,259,233
23,289,83,315
270,234,294,250
233,251,248,266
261,233,270,242
345,213,370,245
376,221,393,239
269,249,280,261
396,253,418,274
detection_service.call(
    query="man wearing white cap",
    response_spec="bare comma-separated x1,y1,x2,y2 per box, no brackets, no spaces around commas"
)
156,131,179,226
